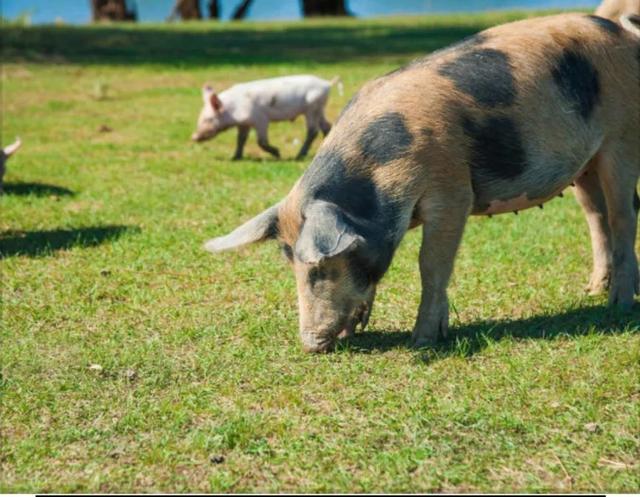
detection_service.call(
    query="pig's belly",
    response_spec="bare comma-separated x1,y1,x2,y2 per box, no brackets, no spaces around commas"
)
475,189,565,215
266,108,298,121
264,98,307,121
470,156,590,215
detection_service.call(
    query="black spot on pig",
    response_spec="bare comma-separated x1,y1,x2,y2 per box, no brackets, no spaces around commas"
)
308,267,320,287
348,250,384,289
633,190,640,214
281,243,293,262
382,32,488,79
586,15,621,35
269,95,277,107
359,112,413,165
308,265,338,287
302,150,380,219
438,48,516,107
463,114,527,182
551,50,600,120
300,149,399,282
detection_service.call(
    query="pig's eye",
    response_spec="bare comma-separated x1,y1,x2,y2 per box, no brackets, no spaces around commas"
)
281,243,293,262
308,266,327,287
348,252,377,290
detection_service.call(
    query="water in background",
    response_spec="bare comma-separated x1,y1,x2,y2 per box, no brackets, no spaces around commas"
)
2,0,599,24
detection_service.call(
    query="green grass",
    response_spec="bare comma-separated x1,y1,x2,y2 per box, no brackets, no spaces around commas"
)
1,11,639,493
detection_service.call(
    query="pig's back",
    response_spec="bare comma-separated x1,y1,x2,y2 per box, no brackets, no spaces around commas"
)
335,13,639,131
314,13,639,213
226,75,331,120
230,75,329,99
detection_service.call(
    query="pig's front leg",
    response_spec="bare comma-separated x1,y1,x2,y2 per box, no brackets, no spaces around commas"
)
232,125,250,160
412,188,472,347
254,118,280,159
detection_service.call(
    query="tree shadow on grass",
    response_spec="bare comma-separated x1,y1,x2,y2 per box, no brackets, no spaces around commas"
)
2,182,74,197
2,21,491,67
0,225,139,259
342,304,640,359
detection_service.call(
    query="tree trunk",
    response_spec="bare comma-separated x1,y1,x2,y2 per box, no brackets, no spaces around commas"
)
91,0,137,22
208,0,220,19
169,0,202,20
231,0,254,20
301,0,351,17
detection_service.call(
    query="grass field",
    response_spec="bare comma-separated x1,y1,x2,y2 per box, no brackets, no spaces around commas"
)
2,10,639,493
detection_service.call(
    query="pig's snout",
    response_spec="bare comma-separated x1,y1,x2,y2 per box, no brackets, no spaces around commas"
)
300,300,373,352
191,132,203,142
336,301,371,339
301,332,335,353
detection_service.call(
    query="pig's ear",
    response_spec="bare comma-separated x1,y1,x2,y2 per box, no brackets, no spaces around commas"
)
295,201,364,264
210,93,223,112
202,85,222,112
204,202,280,253
202,85,223,112
3,137,21,157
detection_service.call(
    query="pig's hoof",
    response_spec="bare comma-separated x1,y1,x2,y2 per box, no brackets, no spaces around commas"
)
584,272,610,295
410,335,438,349
231,155,243,161
411,302,449,348
411,323,446,349
608,276,637,311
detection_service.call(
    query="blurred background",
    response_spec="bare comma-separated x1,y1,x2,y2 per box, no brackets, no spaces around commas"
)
3,0,600,24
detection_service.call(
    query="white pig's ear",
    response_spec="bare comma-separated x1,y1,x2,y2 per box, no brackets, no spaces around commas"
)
202,84,223,112
204,202,281,253
295,201,364,264
210,93,223,112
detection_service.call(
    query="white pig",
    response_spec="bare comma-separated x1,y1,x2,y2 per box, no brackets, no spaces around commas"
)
191,75,342,160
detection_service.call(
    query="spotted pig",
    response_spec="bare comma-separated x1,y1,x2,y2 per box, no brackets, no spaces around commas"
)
204,14,640,352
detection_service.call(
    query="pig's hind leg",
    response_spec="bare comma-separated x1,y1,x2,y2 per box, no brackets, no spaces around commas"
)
574,158,613,295
597,140,640,310
254,118,280,159
295,112,320,160
319,113,331,137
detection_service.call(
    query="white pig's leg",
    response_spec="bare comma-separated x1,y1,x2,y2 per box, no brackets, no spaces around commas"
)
232,125,250,160
254,116,280,159
319,112,331,137
296,112,319,160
